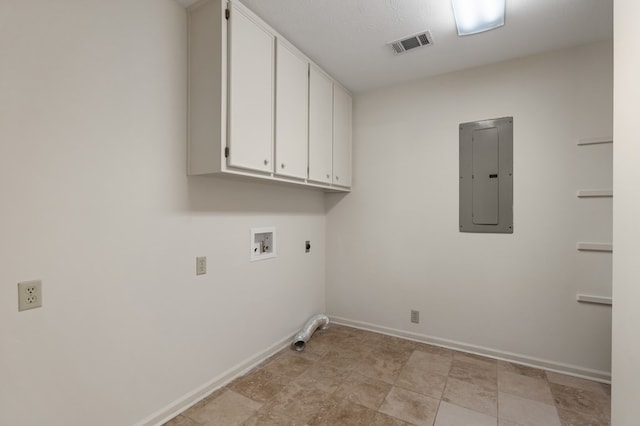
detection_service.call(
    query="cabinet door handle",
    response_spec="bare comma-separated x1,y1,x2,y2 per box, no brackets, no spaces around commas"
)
336,176,339,180
281,163,285,169
264,159,269,165
326,174,330,179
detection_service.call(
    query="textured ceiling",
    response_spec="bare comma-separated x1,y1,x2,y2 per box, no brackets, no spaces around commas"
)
177,0,613,93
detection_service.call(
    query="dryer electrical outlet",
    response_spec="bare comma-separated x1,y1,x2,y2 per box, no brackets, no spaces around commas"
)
250,227,276,261
459,117,513,233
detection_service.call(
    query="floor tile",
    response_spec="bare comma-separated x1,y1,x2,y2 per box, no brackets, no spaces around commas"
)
261,351,315,379
294,363,350,394
406,349,453,376
311,335,352,351
308,398,377,426
453,352,497,369
442,377,498,417
254,348,287,367
545,372,607,395
361,332,415,348
370,412,413,425
351,329,382,344
413,342,455,358
241,407,304,426
498,370,554,404
449,359,498,390
162,415,199,426
292,346,325,362
498,361,547,379
377,334,417,351
549,383,610,418
395,361,448,399
301,336,333,358
183,389,262,425
384,335,419,352
325,324,354,335
352,353,404,384
227,368,290,403
498,392,561,426
318,348,359,371
434,401,497,426
334,372,392,409
313,327,353,346
182,387,226,417
379,387,440,426
373,342,414,364
556,407,611,426
264,382,333,424
498,419,520,426
352,331,412,357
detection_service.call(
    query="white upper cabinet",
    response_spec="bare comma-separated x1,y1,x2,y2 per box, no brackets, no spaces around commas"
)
308,66,333,184
333,84,352,187
187,0,351,191
275,40,308,179
227,2,274,173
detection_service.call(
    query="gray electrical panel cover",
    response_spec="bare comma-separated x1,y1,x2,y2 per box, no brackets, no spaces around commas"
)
459,117,513,233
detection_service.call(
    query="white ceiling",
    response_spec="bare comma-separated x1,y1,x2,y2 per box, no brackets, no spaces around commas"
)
177,0,612,93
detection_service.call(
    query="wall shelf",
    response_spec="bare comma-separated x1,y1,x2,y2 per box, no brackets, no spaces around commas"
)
576,242,612,252
576,294,612,306
576,189,613,198
577,137,613,146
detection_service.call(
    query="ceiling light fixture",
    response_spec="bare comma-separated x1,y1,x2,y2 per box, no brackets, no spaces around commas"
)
451,0,505,36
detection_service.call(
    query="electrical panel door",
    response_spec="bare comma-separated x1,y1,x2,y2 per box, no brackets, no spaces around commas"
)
460,117,513,233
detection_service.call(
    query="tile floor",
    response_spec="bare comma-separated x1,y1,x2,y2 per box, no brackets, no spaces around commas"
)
164,325,610,426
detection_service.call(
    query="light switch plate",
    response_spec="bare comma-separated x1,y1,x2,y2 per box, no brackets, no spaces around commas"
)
196,256,207,275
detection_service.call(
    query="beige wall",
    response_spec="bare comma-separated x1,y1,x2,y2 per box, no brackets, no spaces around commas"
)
327,41,613,378
0,1,326,425
612,0,640,423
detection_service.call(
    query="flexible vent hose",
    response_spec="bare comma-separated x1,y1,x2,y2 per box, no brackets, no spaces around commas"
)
291,314,330,351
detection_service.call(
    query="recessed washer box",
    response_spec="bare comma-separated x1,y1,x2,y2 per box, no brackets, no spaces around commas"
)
250,227,276,261
459,117,513,234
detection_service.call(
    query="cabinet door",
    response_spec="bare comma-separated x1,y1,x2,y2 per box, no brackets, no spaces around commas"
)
227,3,274,173
308,66,333,184
275,40,308,179
333,84,352,187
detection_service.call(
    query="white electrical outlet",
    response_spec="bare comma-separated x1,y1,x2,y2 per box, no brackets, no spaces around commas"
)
196,256,207,275
18,280,42,311
411,309,420,324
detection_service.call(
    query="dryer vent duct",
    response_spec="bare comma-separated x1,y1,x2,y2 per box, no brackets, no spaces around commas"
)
292,314,329,351
389,30,434,55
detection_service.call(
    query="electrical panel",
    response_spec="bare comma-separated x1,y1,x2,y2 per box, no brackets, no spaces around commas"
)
459,117,513,233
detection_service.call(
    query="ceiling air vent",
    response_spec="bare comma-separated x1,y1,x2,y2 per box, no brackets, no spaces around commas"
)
389,30,434,55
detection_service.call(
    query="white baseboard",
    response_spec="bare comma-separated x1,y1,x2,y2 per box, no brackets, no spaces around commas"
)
135,331,295,426
330,316,611,384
